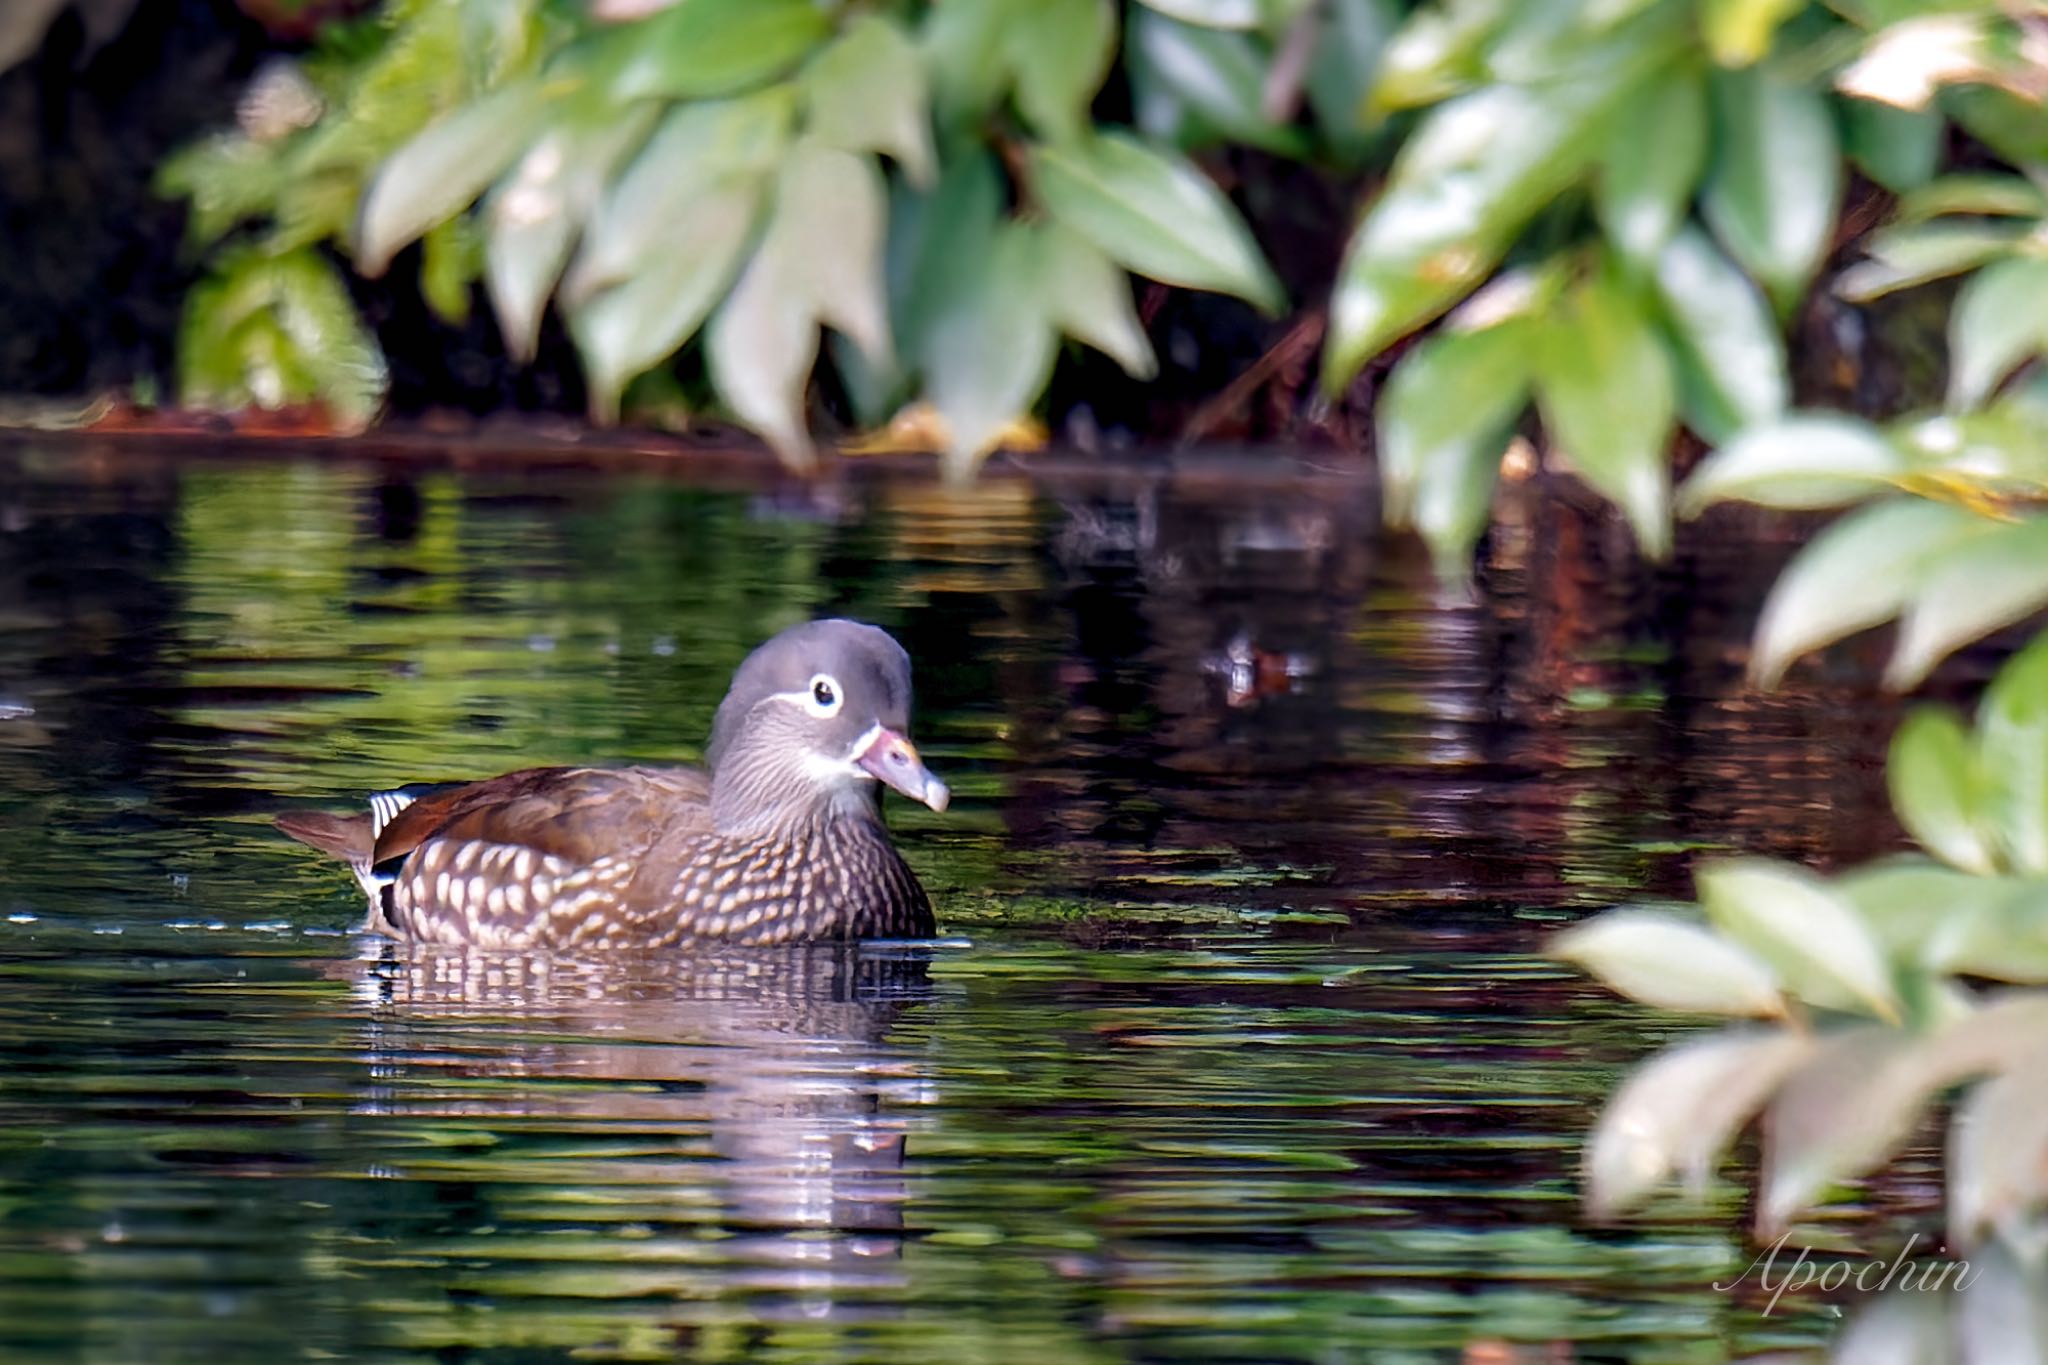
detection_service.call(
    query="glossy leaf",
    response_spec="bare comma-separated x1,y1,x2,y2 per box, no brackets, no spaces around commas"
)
919,223,1059,479
610,0,829,102
1978,631,2048,876
1950,1068,2048,1249
771,142,894,369
1677,413,1905,514
801,15,936,187
1841,98,1942,193
708,240,818,466
1750,497,1990,687
1896,174,2048,225
1552,909,1784,1017
1129,8,1305,155
1008,0,1117,143
1701,67,1841,315
922,0,1020,123
1535,271,1675,558
570,181,762,422
1376,319,1532,575
1596,64,1706,269
1763,998,2048,1232
1653,225,1788,444
1888,516,2048,691
1890,707,1996,875
566,90,794,303
485,108,658,364
1949,256,2048,411
1759,1028,1928,1232
1032,132,1283,312
1835,857,2009,961
1701,0,1801,67
1033,224,1158,379
177,248,388,432
1322,64,1639,388
1584,1028,1817,1216
1697,858,1902,1021
356,79,551,276
419,217,477,325
1304,0,1398,159
1369,0,1508,111
1136,0,1262,28
1835,221,2028,303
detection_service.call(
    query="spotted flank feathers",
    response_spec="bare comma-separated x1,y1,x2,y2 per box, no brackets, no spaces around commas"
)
274,620,948,950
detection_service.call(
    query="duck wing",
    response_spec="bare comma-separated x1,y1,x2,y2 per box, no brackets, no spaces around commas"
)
370,765,712,871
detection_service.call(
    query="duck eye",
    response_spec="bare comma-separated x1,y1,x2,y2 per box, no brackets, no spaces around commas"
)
806,674,842,716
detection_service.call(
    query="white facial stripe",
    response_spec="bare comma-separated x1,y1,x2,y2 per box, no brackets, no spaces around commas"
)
849,721,885,758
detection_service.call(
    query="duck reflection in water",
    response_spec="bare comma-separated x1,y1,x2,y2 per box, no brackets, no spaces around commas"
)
326,941,937,1334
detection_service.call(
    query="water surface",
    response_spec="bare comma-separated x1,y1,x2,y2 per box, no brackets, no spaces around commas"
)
0,444,1919,1361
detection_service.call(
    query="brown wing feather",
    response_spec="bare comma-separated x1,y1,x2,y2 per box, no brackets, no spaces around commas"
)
276,810,374,862
372,765,713,869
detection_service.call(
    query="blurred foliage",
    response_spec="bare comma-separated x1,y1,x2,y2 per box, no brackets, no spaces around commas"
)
153,0,2048,656
1554,630,2048,1307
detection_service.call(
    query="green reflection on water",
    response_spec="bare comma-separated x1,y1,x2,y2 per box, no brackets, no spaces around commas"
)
0,452,1872,1361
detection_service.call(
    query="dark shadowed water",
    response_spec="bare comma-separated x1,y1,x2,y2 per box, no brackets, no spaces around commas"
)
0,443,1931,1362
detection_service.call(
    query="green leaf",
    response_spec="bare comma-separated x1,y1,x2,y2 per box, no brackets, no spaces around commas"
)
1031,131,1283,312
1304,0,1398,160
565,89,794,303
800,14,936,187
1376,319,1533,575
919,222,1060,480
1834,221,2028,303
356,79,552,276
1697,858,1902,1021
1008,0,1117,143
1758,1028,1926,1232
1841,98,1942,194
1136,0,1262,28
1596,64,1706,269
484,107,659,364
896,152,1006,371
611,0,830,102
1950,1069,2048,1248
419,216,478,325
1976,629,2048,874
1535,270,1675,558
156,132,284,251
701,140,898,460
570,181,764,423
1701,67,1841,315
1890,707,1997,875
1888,517,2048,690
1949,256,2048,411
1896,174,2048,225
1322,56,1648,388
1653,224,1788,444
177,248,388,432
707,236,819,467
923,0,1021,124
1552,909,1784,1017
1701,0,1802,66
1750,497,1990,687
1129,8,1306,156
1945,85,2048,169
1032,224,1157,379
1583,1028,1817,1217
1677,412,1905,514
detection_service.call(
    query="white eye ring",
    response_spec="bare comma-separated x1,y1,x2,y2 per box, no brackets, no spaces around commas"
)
804,673,843,718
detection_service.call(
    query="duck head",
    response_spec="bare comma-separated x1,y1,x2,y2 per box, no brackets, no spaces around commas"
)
706,619,950,834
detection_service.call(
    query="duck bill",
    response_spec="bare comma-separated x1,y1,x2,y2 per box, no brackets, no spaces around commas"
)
856,727,950,812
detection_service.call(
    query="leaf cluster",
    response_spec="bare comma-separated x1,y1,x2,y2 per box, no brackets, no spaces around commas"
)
1554,630,2048,1246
